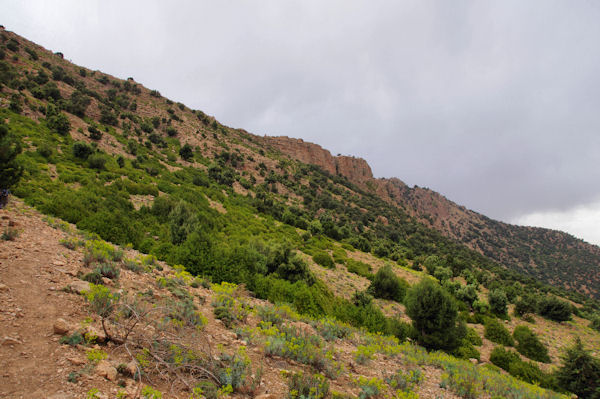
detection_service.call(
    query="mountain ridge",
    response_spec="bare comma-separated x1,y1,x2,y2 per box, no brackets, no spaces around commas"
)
265,136,600,298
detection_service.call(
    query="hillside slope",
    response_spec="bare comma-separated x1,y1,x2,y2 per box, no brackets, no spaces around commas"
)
267,136,600,299
3,27,600,399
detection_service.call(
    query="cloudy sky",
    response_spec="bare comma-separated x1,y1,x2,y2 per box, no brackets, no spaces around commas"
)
4,1,600,244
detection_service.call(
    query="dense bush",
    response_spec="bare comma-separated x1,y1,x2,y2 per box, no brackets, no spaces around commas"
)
88,125,102,140
514,293,538,317
538,296,571,322
46,113,71,135
490,346,521,371
368,265,408,302
555,338,600,399
72,142,93,159
484,317,514,346
488,289,508,316
0,121,23,190
513,325,550,363
286,371,329,399
87,154,107,170
455,284,478,307
312,251,335,269
179,144,194,161
405,278,465,351
345,259,373,279
590,314,600,332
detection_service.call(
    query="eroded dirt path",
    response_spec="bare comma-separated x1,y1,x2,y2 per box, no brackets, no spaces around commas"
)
0,201,89,398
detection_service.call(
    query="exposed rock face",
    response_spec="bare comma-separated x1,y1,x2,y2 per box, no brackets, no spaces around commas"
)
267,136,373,184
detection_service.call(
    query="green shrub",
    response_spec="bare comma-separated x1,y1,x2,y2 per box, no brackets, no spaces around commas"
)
590,314,600,332
47,113,71,135
87,154,107,170
465,327,483,346
484,318,514,346
312,251,335,269
94,262,120,280
286,371,329,399
1,226,19,241
311,317,352,341
88,125,102,140
405,278,465,351
60,331,84,346
82,270,103,284
368,265,408,302
73,142,93,159
385,368,422,392
490,346,520,371
346,259,373,279
164,299,206,329
179,143,194,161
488,289,508,316
513,325,550,363
514,293,538,317
538,296,571,322
85,283,119,317
508,361,547,386
0,120,23,190
215,347,251,392
555,338,600,399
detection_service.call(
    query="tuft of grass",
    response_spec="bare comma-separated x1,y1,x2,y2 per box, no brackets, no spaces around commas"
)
1,226,19,241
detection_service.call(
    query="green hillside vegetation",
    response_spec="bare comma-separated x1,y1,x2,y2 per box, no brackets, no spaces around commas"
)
1,29,600,398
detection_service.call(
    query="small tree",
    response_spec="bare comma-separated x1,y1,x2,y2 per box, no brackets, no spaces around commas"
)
555,338,600,399
73,142,93,159
590,314,600,332
179,143,194,161
0,122,23,191
514,293,538,317
47,113,71,135
488,289,508,316
513,325,550,363
484,317,514,346
368,265,408,302
405,278,465,351
538,296,571,322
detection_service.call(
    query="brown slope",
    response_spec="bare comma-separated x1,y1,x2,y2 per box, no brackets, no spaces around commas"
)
266,136,600,299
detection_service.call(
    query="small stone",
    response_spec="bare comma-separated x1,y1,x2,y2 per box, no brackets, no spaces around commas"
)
101,277,113,286
53,318,70,335
255,395,278,399
67,357,86,366
0,283,8,291
53,260,65,266
469,358,478,364
69,280,90,294
1,336,22,346
96,360,118,381
125,361,138,377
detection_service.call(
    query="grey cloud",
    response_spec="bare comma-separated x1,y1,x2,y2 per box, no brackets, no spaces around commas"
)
4,0,600,220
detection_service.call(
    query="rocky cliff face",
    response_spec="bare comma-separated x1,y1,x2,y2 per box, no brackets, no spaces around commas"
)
267,136,373,184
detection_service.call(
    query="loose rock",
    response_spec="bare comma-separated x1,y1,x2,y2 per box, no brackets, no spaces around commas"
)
69,280,90,294
96,360,118,381
53,318,70,335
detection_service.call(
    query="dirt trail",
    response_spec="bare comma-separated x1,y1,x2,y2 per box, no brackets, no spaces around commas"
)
0,201,89,398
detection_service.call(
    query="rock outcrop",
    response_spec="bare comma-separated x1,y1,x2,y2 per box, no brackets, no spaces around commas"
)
267,136,373,184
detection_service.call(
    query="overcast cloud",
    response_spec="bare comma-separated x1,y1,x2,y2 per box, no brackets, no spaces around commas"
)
4,1,600,244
